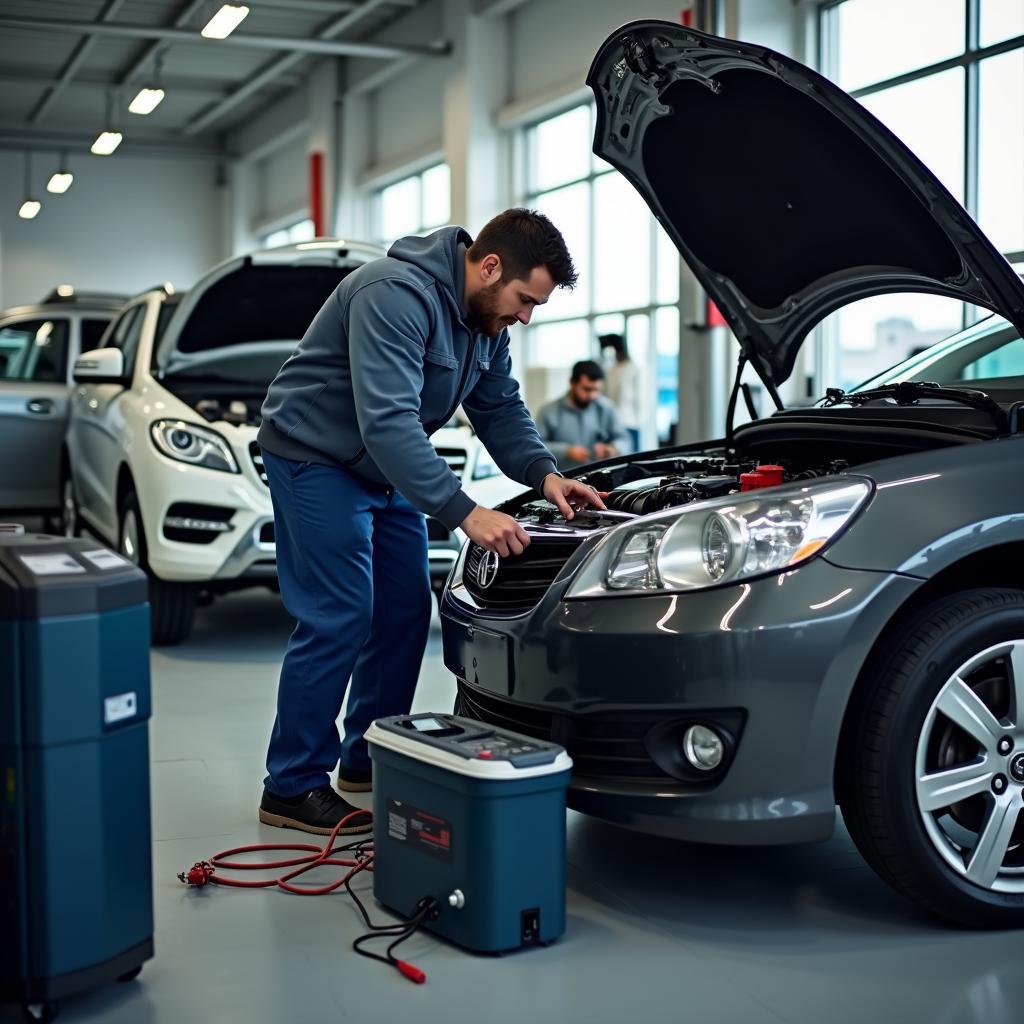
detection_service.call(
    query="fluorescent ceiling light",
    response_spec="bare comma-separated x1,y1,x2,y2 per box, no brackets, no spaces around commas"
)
19,200,41,220
201,4,249,39
47,171,74,194
128,87,165,115
57,284,75,297
91,131,123,156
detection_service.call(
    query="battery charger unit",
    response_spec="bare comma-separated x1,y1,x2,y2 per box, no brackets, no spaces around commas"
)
367,713,572,954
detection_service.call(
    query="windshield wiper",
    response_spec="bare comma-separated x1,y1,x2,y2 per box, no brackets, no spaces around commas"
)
822,380,1008,432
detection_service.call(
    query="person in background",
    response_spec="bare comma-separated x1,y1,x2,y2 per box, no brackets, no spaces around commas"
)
536,359,630,470
600,333,641,453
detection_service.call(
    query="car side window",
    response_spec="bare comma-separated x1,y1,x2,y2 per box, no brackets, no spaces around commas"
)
959,334,1024,381
80,317,113,353
0,318,71,382
108,305,145,376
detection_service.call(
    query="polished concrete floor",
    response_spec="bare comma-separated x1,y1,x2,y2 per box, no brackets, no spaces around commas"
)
5,590,1023,1024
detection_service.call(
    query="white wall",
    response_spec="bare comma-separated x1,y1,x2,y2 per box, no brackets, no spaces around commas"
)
0,151,224,309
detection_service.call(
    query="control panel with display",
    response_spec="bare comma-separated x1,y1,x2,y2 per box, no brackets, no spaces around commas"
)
381,713,562,768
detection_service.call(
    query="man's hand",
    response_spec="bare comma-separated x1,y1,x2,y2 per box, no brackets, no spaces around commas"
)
542,474,608,521
566,444,591,464
593,443,619,460
461,506,531,557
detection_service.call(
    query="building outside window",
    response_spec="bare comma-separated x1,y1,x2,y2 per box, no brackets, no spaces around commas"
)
373,163,451,246
815,0,1024,393
261,218,315,248
517,104,682,446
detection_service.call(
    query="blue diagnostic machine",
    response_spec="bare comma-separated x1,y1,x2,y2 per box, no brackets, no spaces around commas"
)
367,713,572,954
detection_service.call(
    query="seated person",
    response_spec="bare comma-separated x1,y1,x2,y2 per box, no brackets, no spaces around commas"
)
536,359,630,470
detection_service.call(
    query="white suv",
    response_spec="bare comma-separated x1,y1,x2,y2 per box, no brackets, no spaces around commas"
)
64,241,520,644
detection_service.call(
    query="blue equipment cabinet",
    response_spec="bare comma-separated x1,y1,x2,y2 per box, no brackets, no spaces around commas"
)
0,532,154,1021
367,713,572,954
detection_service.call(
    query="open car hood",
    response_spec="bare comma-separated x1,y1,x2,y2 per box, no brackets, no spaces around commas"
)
154,240,383,373
587,21,1024,389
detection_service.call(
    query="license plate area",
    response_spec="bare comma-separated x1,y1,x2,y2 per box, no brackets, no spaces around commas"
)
443,622,513,696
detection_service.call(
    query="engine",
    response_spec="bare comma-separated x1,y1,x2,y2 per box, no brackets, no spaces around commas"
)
193,396,263,428
511,453,851,528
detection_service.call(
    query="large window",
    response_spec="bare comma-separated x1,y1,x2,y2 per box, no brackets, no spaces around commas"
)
518,105,681,445
374,164,451,246
817,0,1024,391
261,218,315,248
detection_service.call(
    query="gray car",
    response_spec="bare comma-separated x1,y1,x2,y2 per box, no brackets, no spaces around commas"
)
0,289,124,518
440,21,1024,927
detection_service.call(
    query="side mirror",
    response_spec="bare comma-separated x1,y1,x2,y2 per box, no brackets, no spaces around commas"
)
73,347,126,385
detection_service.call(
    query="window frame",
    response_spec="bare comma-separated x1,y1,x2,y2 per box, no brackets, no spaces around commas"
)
515,102,683,445
812,0,1024,395
0,316,71,383
371,163,451,246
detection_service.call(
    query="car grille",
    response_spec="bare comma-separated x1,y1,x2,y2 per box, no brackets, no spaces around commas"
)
250,442,268,486
457,683,672,782
435,447,467,479
464,537,582,611
427,518,451,542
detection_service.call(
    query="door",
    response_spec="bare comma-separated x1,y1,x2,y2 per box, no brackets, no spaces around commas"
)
71,304,142,536
0,316,71,511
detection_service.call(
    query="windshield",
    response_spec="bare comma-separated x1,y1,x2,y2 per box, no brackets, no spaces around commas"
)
851,315,1023,392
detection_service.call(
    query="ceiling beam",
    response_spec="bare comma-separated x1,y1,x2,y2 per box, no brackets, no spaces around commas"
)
29,0,127,124
185,0,409,137
0,14,446,60
116,0,208,88
0,128,228,162
0,69,301,98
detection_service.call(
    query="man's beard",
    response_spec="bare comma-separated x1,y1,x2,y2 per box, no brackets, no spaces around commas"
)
466,281,514,336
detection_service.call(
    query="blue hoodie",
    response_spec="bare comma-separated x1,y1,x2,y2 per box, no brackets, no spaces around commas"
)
257,226,558,529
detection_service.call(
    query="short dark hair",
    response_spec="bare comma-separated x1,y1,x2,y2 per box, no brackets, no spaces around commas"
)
571,359,604,382
468,208,578,290
599,333,627,358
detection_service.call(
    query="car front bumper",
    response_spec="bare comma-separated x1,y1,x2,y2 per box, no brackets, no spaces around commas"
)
139,448,276,584
440,556,923,844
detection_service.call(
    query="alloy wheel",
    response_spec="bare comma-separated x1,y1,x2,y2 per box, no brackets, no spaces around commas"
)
916,640,1024,893
120,507,141,565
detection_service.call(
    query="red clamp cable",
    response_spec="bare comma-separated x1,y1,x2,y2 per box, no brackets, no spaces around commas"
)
178,861,215,887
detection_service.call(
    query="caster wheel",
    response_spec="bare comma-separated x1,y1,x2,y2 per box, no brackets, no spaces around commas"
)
22,1001,58,1023
117,964,143,983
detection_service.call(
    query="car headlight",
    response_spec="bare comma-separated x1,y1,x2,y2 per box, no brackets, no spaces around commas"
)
448,537,471,590
567,478,871,597
150,420,239,473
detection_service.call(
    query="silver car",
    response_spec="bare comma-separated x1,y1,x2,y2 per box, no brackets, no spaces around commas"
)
0,289,124,519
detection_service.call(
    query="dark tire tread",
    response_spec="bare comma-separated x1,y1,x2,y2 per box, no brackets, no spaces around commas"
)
839,587,1024,927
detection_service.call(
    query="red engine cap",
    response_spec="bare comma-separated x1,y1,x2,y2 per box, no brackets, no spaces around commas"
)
756,464,785,487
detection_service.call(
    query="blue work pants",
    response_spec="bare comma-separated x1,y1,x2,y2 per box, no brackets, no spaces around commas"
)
262,450,431,796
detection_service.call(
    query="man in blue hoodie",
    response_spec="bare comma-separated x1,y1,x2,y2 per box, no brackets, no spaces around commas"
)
256,209,604,834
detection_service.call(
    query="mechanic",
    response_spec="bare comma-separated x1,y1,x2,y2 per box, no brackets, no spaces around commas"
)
536,359,631,470
255,209,605,835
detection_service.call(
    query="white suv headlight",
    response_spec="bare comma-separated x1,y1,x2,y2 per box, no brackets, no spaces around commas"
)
150,420,239,473
567,478,871,597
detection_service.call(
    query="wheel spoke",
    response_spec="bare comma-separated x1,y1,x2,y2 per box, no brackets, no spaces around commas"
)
965,798,1021,889
935,676,1003,754
1007,643,1024,728
917,759,993,813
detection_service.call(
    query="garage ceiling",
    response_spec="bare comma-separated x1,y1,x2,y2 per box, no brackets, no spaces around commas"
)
0,0,443,159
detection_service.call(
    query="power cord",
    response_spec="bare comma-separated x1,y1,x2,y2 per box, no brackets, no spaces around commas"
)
178,810,436,983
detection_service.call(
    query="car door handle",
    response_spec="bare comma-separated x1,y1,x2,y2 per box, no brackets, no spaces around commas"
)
26,398,55,415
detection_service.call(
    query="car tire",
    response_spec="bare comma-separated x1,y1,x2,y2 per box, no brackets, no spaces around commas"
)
839,588,1024,928
119,490,196,646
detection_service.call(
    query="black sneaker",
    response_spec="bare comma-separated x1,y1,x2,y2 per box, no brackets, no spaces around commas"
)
337,765,372,793
258,785,372,836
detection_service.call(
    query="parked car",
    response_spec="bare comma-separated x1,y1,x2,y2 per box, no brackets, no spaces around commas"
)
440,21,1024,927
65,241,520,645
0,288,125,519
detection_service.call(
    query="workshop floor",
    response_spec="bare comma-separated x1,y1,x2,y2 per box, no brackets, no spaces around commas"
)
5,590,1022,1024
